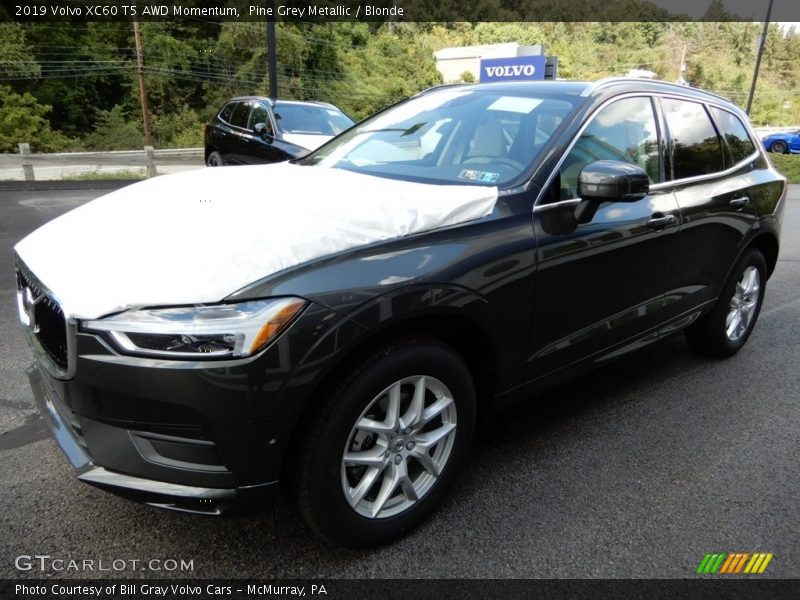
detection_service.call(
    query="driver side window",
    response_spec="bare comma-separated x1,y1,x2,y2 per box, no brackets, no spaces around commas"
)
554,97,661,202
248,103,273,136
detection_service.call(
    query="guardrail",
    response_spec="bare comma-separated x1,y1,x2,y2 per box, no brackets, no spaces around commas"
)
1,130,795,182
0,144,204,181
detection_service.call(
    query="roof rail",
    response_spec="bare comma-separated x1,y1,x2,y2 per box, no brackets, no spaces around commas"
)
231,95,275,105
583,77,733,104
299,100,338,108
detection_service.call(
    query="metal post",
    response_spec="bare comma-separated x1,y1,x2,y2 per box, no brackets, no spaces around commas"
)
18,143,35,181
144,146,157,178
267,0,277,99
746,0,774,115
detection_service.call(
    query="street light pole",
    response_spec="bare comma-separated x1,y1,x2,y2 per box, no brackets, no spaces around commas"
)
746,0,774,115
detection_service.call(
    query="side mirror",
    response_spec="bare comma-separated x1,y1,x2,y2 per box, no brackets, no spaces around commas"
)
574,160,650,224
254,123,272,139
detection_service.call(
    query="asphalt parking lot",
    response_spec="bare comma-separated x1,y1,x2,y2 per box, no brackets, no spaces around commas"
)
0,184,798,579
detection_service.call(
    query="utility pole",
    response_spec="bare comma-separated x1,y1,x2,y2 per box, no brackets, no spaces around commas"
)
267,0,277,99
133,10,153,146
747,0,774,115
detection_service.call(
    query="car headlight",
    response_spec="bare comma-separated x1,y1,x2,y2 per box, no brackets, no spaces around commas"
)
84,297,307,359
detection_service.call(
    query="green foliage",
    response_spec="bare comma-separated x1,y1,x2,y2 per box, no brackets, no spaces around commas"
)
3,21,800,151
0,24,39,78
325,24,443,119
0,85,73,152
63,169,145,181
15,23,132,138
84,105,143,151
770,154,800,184
153,105,205,148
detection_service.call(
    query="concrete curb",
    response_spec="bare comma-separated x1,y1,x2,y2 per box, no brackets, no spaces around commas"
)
0,179,141,192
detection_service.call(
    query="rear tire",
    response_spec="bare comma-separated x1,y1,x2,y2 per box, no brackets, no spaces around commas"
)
292,337,476,547
206,151,224,167
685,248,767,357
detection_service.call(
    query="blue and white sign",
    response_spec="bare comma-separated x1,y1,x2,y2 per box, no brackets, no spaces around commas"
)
480,56,546,83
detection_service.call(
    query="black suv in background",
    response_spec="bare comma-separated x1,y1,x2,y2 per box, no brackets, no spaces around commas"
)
204,97,354,166
16,79,786,547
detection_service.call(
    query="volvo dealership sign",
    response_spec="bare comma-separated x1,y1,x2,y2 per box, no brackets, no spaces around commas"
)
480,56,546,82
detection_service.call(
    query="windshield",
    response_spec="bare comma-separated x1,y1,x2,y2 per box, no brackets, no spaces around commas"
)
273,103,354,135
300,89,577,186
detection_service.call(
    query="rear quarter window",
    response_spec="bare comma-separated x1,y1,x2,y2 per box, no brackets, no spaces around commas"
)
218,102,235,123
709,106,757,165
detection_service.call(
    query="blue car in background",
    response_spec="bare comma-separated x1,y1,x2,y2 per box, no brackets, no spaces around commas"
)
762,129,800,154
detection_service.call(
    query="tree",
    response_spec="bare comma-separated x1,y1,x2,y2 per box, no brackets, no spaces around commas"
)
0,23,39,78
83,105,143,150
0,85,72,152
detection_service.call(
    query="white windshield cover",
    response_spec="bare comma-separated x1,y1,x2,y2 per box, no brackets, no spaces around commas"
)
15,163,497,319
281,132,333,150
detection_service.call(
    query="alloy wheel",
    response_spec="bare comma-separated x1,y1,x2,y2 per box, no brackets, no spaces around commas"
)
341,375,457,519
726,265,760,342
772,141,787,154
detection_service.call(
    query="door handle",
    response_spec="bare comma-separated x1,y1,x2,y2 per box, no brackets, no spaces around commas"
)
730,197,750,210
645,214,678,230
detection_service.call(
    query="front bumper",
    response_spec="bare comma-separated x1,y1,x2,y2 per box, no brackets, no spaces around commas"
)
18,261,367,514
28,362,273,514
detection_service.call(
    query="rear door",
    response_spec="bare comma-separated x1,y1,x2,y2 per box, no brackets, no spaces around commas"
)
528,95,682,379
210,102,239,162
658,98,759,324
223,101,254,164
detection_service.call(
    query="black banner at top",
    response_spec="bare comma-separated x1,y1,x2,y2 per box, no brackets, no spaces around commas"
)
1,0,798,23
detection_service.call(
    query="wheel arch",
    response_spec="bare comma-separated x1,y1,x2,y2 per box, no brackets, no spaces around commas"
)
279,311,498,484
748,231,779,279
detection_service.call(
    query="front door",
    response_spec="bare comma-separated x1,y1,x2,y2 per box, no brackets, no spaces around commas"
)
528,96,681,379
240,102,285,164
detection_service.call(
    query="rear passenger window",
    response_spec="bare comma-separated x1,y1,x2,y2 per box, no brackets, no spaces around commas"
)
662,99,724,179
709,107,756,165
229,102,251,129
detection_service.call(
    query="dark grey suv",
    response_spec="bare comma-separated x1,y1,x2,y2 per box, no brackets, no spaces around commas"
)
15,79,785,547
204,97,353,166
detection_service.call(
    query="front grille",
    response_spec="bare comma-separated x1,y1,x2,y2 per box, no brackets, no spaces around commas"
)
17,267,69,369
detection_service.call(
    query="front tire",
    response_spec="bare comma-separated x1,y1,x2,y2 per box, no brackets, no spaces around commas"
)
685,248,767,357
293,337,476,547
771,140,788,154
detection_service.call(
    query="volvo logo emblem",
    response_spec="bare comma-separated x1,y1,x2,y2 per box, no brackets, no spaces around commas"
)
17,285,42,333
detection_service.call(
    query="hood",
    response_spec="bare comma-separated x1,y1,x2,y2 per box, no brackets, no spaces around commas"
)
280,132,333,151
14,163,497,320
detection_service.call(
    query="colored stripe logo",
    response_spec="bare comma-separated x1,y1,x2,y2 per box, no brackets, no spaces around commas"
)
696,552,773,574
